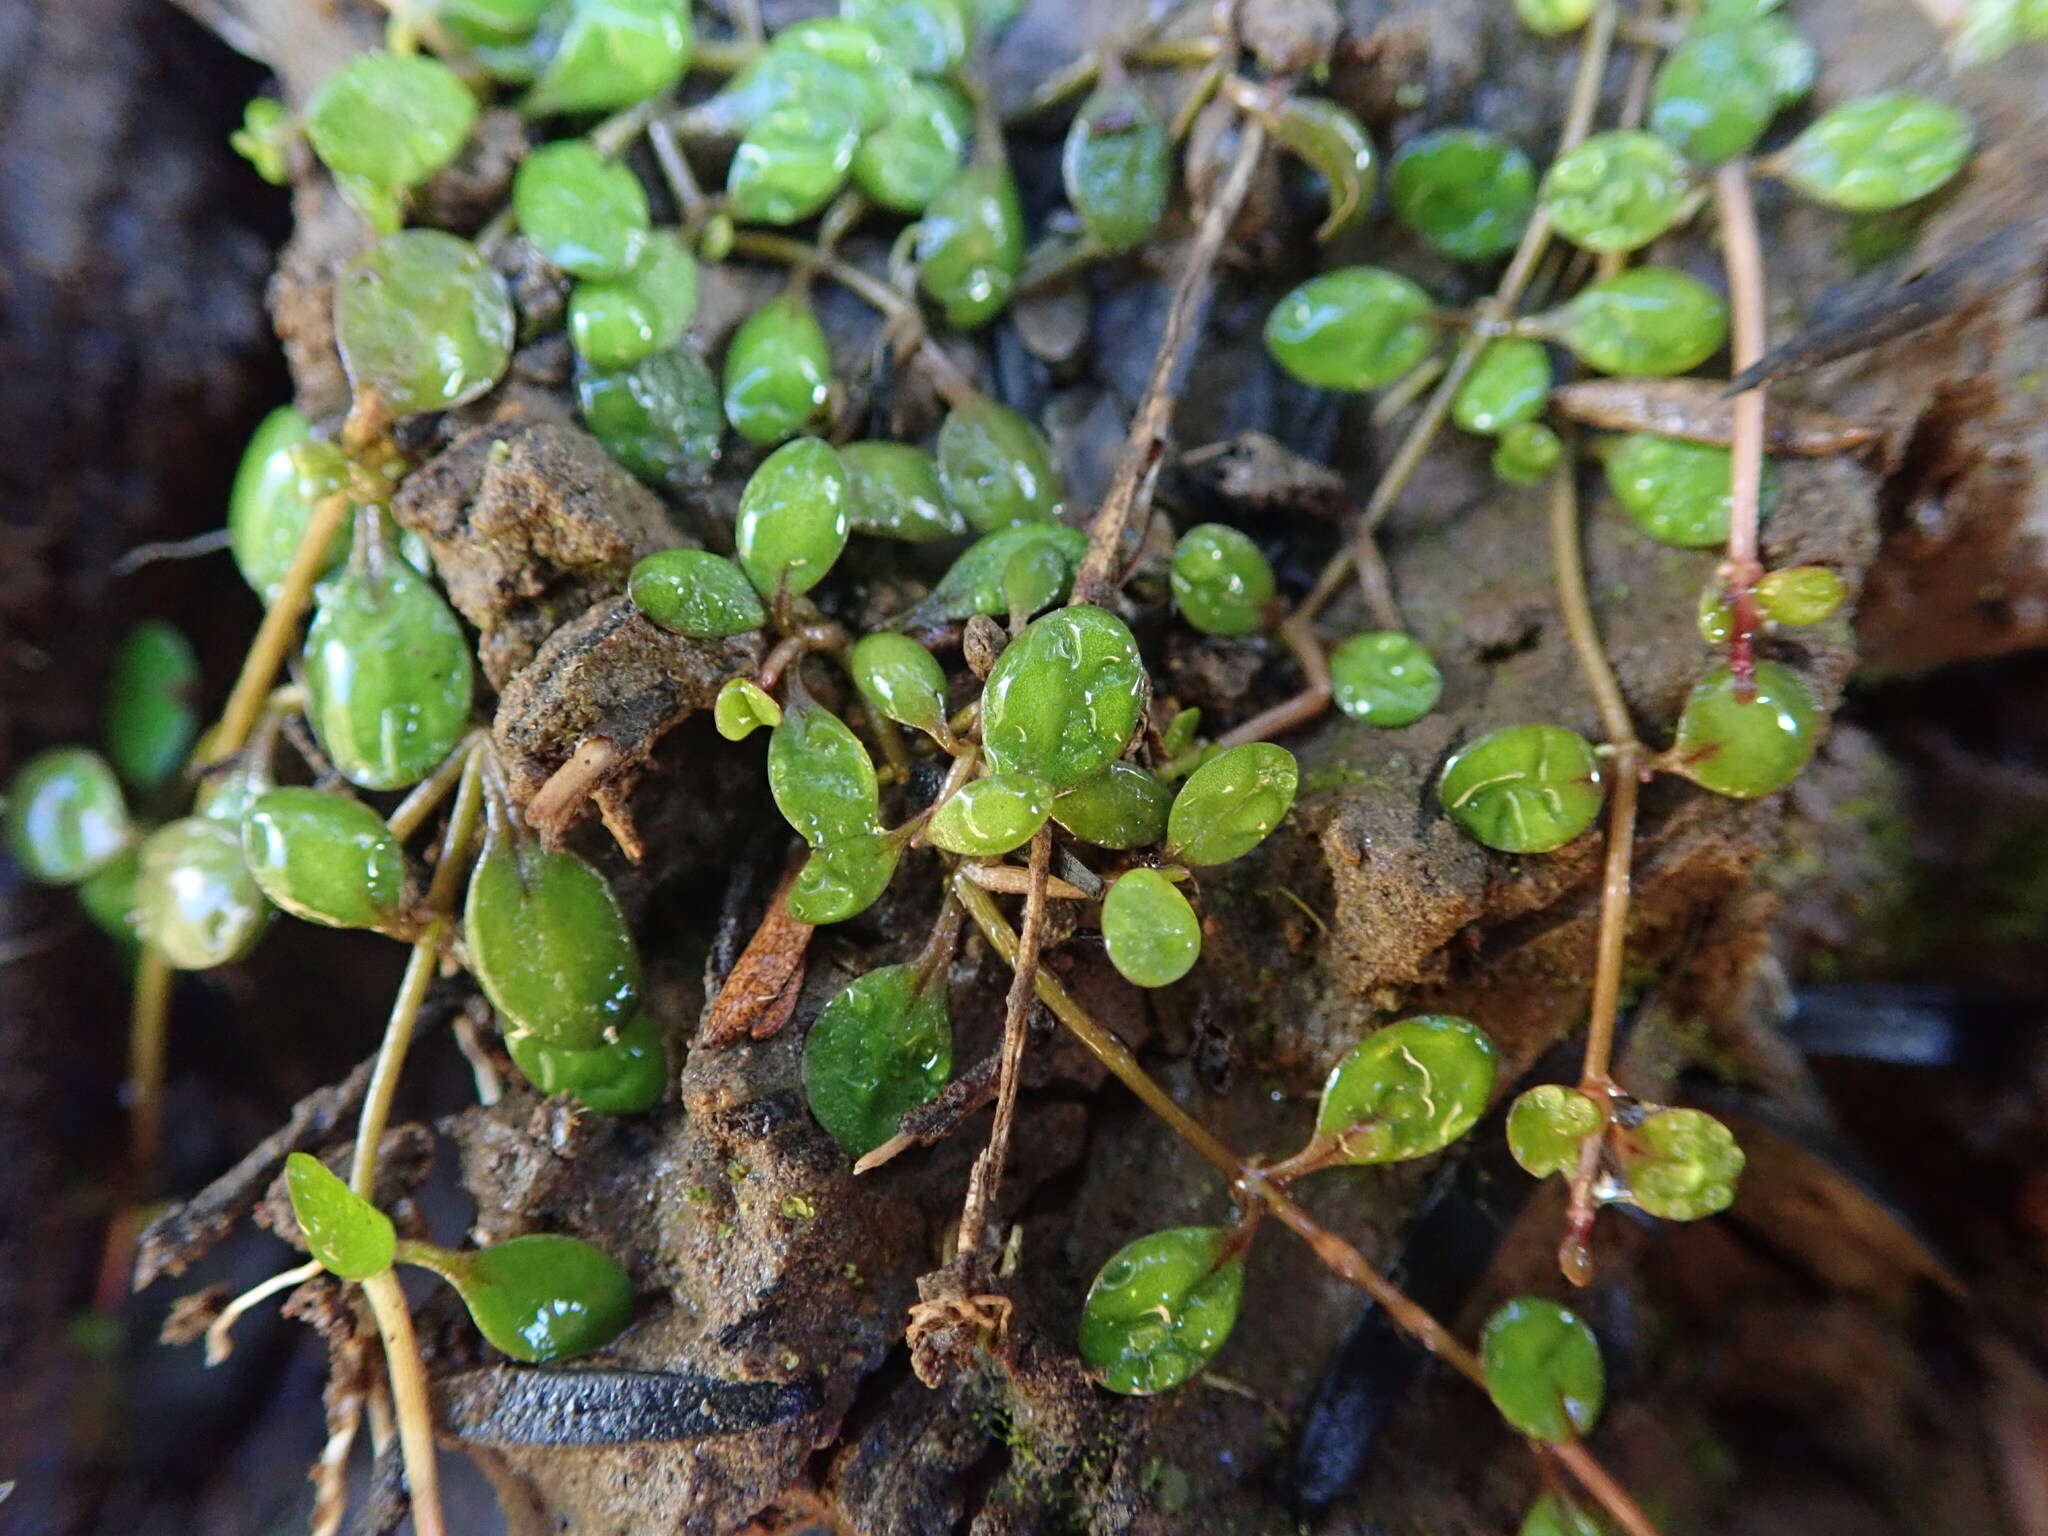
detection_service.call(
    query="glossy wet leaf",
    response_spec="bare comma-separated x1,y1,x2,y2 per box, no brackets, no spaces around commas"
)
1389,129,1535,262
1051,762,1172,849
1452,337,1552,435
852,79,971,213
78,846,142,945
514,139,649,279
1648,25,1781,166
1160,707,1201,761
5,747,130,885
569,232,699,368
768,695,880,846
428,1234,635,1362
334,230,513,415
1330,632,1442,727
228,407,353,605
691,18,901,135
524,0,693,116
1735,12,1818,105
842,442,965,542
849,633,949,735
727,98,862,225
734,438,851,598
1514,0,1595,35
1774,92,1974,212
1101,868,1201,988
936,397,1064,534
305,52,477,229
1164,743,1297,866
1755,565,1846,625
722,295,833,447
1668,661,1819,798
303,555,474,791
802,963,951,1155
1522,1492,1608,1536
1618,1107,1745,1219
103,621,200,796
241,787,405,931
714,677,782,740
135,817,269,970
231,96,293,185
1553,268,1729,378
917,159,1025,330
576,345,724,490
926,772,1053,856
1697,584,1735,645
788,833,900,924
438,0,553,46
628,549,767,638
1541,131,1691,255
1439,725,1604,853
1314,1015,1497,1164
1506,1084,1605,1178
284,1153,395,1281
842,0,971,75
1078,1226,1245,1395
905,523,1088,624
1270,97,1378,242
1170,524,1274,638
506,1008,665,1114
1481,1296,1605,1441
1063,82,1170,252
1493,422,1565,486
1265,266,1439,392
466,828,642,1050
981,607,1145,790
1604,432,1776,548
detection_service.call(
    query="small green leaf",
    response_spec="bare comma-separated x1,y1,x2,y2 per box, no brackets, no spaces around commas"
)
801,963,951,1155
465,824,642,1050
576,345,725,491
1439,724,1604,853
227,407,352,605
714,677,783,740
728,98,862,225
524,0,693,116
1062,82,1171,252
1540,131,1692,255
722,295,833,448
1265,266,1440,392
1480,1296,1605,1442
936,396,1064,534
1773,92,1973,212
513,139,650,279
1164,743,1297,865
1514,0,1595,35
768,694,880,845
569,232,699,369
1329,632,1442,727
77,846,143,946
1667,661,1819,798
284,1152,396,1281
902,524,1088,625
1078,1226,1245,1395
628,549,768,638
1101,868,1201,988
981,607,1145,790
926,773,1053,856
333,230,513,415
1604,432,1776,548
1170,524,1275,637
1051,761,1172,849
917,159,1025,330
305,52,477,219
1268,96,1378,242
4,748,131,886
734,438,852,599
418,1234,635,1362
852,80,971,214
241,787,406,931
102,621,200,796
1506,1084,1605,1178
787,834,900,924
1452,337,1552,436
1552,268,1729,378
230,96,295,185
1388,129,1534,262
135,817,269,970
842,0,972,76
1523,1491,1608,1536
1493,422,1564,485
1618,1107,1744,1219
849,633,950,735
1314,1015,1496,1164
1648,25,1782,166
1754,565,1845,625
506,1009,666,1114
842,441,966,541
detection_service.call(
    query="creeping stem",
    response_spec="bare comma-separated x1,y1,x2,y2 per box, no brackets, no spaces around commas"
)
361,1269,446,1536
1713,160,1770,700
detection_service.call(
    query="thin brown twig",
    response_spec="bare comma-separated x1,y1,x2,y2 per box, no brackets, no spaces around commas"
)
1069,107,1268,607
1216,614,1333,748
360,1270,444,1536
127,946,175,1193
1714,160,1769,700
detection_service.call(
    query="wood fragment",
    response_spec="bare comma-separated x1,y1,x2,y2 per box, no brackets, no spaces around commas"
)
699,861,813,1047
1549,379,1878,455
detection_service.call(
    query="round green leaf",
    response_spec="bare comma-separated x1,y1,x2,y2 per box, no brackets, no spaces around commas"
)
78,846,143,946
569,232,699,369
241,787,405,930
916,159,1025,330
1389,129,1535,262
428,1234,635,1362
842,441,966,542
284,1153,396,1281
628,549,767,638
514,139,650,279
228,407,353,605
1051,761,1172,849
1523,1491,1608,1536
524,0,693,116
1101,867,1201,988
853,82,967,213
734,438,851,598
927,772,1053,857
1452,337,1552,436
722,295,833,447
1515,0,1595,35
787,833,900,924
849,632,949,734
1667,660,1819,798
576,345,725,490
936,396,1064,534
1506,1084,1605,1178
981,607,1145,790
903,523,1088,625
693,19,902,134
1553,268,1728,378
1078,1226,1245,1395
768,695,880,845
333,230,514,415
727,99,862,226
1493,422,1564,485
1754,565,1845,625
102,621,200,796
802,963,951,1155
841,0,971,75
305,51,477,217
1314,1015,1497,1164
1170,524,1275,638
5,747,130,885
1062,82,1170,252
1540,131,1692,255
1481,1296,1605,1442
1604,432,1777,548
1265,266,1439,392
1618,1106,1744,1219
714,677,782,740
1164,742,1297,865
1329,632,1442,727
1774,92,1973,212
1648,25,1781,166
1439,724,1604,853
506,1008,666,1114
135,816,269,970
